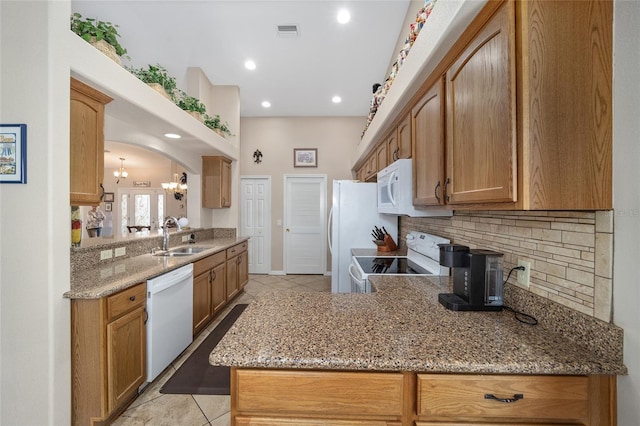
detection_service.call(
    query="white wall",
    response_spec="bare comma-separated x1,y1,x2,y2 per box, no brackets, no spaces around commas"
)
240,117,365,273
0,1,71,425
613,1,640,423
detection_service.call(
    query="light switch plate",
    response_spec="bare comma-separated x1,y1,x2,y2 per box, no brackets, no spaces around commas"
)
114,247,126,257
100,249,113,260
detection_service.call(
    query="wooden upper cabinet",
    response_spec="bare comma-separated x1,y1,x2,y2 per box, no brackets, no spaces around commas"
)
376,142,388,172
518,0,612,210
70,78,112,206
445,1,517,205
396,114,412,159
202,156,232,208
413,79,445,206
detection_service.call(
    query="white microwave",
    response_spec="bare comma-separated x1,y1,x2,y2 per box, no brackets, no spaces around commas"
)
377,159,452,217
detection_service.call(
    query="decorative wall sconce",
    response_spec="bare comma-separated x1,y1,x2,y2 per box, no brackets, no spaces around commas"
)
253,149,263,164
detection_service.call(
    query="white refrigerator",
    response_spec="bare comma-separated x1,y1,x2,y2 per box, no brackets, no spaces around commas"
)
329,180,398,293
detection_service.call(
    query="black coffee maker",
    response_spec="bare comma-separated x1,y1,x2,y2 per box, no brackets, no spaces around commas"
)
437,244,504,311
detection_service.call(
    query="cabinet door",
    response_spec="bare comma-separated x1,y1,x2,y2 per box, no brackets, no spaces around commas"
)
226,256,239,301
106,306,146,412
376,143,388,173
396,114,412,159
237,251,249,291
445,2,516,204
365,154,377,181
211,262,227,314
70,78,112,206
413,79,445,206
221,159,232,207
193,271,212,336
202,156,232,208
387,130,399,163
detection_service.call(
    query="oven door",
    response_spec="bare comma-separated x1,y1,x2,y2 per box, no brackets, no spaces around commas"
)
349,258,370,293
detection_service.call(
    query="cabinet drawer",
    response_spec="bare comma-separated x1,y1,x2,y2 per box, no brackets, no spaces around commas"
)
417,374,589,422
193,251,225,276
226,241,248,259
106,283,146,322
235,369,405,417
237,417,398,426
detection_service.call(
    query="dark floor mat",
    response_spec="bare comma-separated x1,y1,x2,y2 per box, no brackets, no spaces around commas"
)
159,304,248,395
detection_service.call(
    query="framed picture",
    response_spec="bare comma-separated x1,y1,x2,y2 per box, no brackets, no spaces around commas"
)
293,148,318,168
104,203,112,212
103,192,115,203
0,124,27,183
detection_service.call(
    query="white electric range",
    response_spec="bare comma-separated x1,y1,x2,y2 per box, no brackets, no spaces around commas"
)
349,231,450,293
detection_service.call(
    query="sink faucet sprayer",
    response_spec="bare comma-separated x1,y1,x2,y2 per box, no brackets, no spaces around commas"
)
162,216,182,251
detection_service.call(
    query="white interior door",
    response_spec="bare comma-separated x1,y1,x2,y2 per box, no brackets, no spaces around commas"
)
284,175,326,274
240,177,271,274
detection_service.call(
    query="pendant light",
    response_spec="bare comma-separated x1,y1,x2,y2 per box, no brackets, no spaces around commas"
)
113,157,128,183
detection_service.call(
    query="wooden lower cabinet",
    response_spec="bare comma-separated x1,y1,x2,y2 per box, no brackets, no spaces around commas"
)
71,282,147,426
226,241,249,301
193,251,227,336
231,369,616,426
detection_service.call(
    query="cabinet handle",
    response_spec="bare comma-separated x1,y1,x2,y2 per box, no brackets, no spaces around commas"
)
443,177,450,203
99,183,105,201
129,295,136,302
143,308,149,325
484,393,524,403
434,180,441,204
212,270,216,281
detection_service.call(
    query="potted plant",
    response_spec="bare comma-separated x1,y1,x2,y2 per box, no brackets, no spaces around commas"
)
126,64,176,100
70,12,128,65
174,90,207,122
204,114,234,138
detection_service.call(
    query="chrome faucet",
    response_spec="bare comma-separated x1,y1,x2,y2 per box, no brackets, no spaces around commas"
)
162,216,182,251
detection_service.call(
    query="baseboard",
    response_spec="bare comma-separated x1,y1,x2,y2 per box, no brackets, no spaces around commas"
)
269,270,286,276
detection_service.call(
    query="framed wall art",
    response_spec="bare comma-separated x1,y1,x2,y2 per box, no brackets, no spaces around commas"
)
293,148,318,168
103,192,115,203
0,124,27,183
105,203,112,212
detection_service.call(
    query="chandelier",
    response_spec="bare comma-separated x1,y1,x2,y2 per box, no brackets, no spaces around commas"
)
113,157,128,183
162,170,187,200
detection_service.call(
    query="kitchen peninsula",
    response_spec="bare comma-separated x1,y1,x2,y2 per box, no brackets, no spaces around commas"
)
210,276,626,425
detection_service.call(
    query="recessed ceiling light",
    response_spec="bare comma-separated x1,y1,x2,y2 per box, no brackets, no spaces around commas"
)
332,96,342,103
164,133,181,139
262,101,271,108
244,60,256,70
337,9,351,24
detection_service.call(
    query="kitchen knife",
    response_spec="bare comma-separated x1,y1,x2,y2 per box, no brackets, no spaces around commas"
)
382,226,389,236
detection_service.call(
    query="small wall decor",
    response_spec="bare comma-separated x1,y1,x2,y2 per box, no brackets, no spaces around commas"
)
105,203,112,212
103,192,114,203
293,148,317,168
253,149,263,164
133,180,151,187
0,124,27,183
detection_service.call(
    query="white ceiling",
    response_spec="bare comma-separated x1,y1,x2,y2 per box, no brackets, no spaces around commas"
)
72,0,411,120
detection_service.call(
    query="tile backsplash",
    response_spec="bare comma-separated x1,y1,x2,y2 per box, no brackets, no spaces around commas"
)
400,210,614,322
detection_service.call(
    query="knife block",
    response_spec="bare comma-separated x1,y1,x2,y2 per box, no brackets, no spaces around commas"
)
377,234,398,252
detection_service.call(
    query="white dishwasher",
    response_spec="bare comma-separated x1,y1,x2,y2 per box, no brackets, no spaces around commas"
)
146,263,194,382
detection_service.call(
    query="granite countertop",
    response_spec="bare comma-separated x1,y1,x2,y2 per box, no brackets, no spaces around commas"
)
210,275,627,376
65,237,248,299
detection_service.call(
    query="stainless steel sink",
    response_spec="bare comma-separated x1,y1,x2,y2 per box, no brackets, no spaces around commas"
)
153,246,208,257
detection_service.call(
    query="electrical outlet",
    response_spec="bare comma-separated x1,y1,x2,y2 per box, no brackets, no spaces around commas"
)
114,247,126,257
517,259,531,288
182,235,189,242
100,249,113,260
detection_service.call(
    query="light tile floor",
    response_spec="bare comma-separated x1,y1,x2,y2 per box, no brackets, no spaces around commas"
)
112,274,331,426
